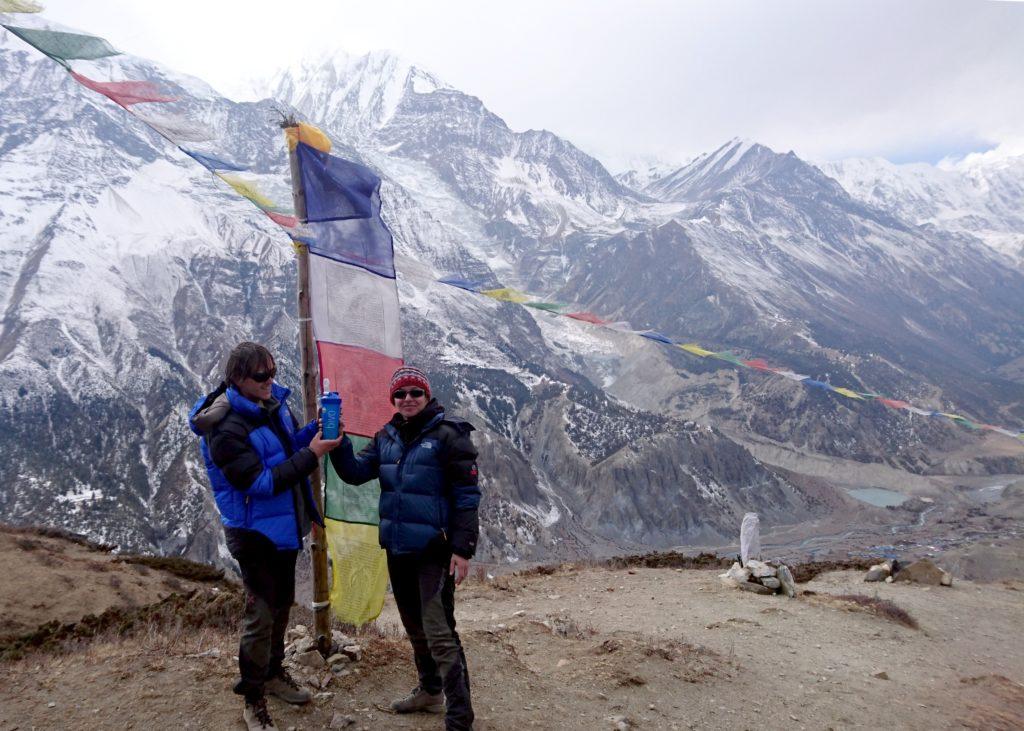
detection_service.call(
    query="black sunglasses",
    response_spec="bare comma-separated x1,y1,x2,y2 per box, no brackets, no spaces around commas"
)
250,367,277,383
392,388,425,400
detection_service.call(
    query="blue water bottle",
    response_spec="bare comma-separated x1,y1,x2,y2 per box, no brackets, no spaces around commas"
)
320,380,342,440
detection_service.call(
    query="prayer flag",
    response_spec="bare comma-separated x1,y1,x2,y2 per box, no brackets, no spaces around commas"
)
316,342,401,438
639,331,674,345
180,148,247,172
439,277,485,293
296,142,378,222
3,26,118,65
309,255,403,358
0,1,44,12
678,343,714,357
565,311,607,325
285,122,331,153
70,72,175,106
325,519,388,626
524,301,567,312
481,288,532,303
290,201,395,278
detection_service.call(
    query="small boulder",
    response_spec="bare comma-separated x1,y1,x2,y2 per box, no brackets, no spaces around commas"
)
294,636,317,655
737,580,775,595
326,653,350,667
341,644,362,662
719,562,750,588
872,671,890,680
777,564,797,598
865,566,889,582
293,650,326,669
761,577,781,590
330,713,356,729
940,571,953,587
893,559,948,586
745,559,777,578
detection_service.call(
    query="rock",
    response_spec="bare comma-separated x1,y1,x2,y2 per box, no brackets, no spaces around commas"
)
557,658,571,667
745,559,777,578
294,636,317,655
330,712,356,728
719,561,751,588
293,624,308,636
737,580,775,595
293,650,326,669
940,571,953,587
865,567,889,582
761,577,781,590
341,644,362,662
885,575,894,583
332,630,353,647
315,692,334,702
777,564,797,598
893,559,948,586
872,671,890,680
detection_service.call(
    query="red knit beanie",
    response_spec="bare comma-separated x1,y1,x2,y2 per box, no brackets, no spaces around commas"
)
389,366,431,399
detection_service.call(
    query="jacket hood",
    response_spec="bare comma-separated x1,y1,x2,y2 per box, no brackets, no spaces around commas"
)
189,382,229,435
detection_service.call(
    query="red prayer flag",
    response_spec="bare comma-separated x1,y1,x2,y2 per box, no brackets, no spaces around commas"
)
70,72,176,106
265,210,298,228
878,398,910,409
743,358,775,371
565,311,607,325
317,342,402,438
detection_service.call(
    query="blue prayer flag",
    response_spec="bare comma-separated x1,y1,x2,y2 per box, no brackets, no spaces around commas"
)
802,379,832,391
181,148,247,172
639,331,674,345
297,142,378,222
291,199,395,279
439,277,485,293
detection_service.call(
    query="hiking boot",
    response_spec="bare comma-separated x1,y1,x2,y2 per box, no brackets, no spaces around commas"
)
243,695,278,731
390,686,444,714
265,668,312,705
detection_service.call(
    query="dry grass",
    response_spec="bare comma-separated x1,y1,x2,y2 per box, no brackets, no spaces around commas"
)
833,593,919,629
790,558,876,583
113,555,226,584
0,587,244,662
1,523,115,552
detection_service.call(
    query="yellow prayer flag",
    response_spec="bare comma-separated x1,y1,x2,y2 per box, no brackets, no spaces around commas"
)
217,173,276,210
678,343,714,357
481,287,532,303
285,122,332,153
831,387,865,400
325,520,388,627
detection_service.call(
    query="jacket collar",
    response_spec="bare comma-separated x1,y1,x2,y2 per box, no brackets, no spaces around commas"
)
385,399,445,443
226,382,291,418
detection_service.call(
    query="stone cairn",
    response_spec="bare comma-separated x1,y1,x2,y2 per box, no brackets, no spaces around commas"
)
282,624,363,698
719,558,798,597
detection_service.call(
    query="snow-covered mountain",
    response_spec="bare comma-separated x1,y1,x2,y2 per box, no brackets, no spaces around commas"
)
821,147,1024,265
2,31,1022,566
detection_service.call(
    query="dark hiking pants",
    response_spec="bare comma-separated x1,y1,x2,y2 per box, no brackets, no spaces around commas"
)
226,527,298,700
388,547,474,731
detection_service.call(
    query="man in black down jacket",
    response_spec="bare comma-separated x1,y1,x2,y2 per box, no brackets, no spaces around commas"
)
329,366,480,731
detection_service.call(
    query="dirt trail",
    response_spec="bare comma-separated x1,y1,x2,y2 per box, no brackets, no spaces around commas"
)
1,565,1022,730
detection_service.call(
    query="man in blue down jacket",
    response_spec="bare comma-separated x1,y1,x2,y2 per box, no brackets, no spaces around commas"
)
190,341,341,731
329,366,480,731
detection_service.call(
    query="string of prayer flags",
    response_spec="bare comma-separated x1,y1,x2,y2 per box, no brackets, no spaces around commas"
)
284,122,332,153
437,274,1023,444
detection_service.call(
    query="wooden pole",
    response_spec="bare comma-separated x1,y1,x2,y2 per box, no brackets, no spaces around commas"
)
282,118,332,656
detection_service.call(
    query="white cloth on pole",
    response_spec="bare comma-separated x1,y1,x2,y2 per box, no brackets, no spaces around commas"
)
740,512,760,566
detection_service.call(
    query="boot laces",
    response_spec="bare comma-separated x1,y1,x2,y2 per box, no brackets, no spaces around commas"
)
249,696,274,728
277,668,301,690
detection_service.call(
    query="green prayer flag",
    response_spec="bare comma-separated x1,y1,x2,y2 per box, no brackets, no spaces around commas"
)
3,26,119,65
324,435,380,525
524,301,567,312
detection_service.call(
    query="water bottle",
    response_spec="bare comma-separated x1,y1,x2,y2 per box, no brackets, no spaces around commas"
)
320,380,342,440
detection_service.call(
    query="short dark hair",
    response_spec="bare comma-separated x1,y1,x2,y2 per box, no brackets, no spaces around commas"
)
224,341,274,386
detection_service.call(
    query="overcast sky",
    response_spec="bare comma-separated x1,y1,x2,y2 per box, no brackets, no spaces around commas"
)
36,0,1024,170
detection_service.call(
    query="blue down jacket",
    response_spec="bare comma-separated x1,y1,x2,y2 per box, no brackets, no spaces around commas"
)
329,400,480,557
189,381,322,551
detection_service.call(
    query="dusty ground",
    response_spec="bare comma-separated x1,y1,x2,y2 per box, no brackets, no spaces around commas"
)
1,562,1022,730
0,526,219,637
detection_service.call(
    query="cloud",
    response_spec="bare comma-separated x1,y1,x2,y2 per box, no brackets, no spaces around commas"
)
38,0,1024,167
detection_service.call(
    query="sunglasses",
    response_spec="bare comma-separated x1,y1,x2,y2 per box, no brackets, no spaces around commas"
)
250,367,276,383
392,388,426,400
